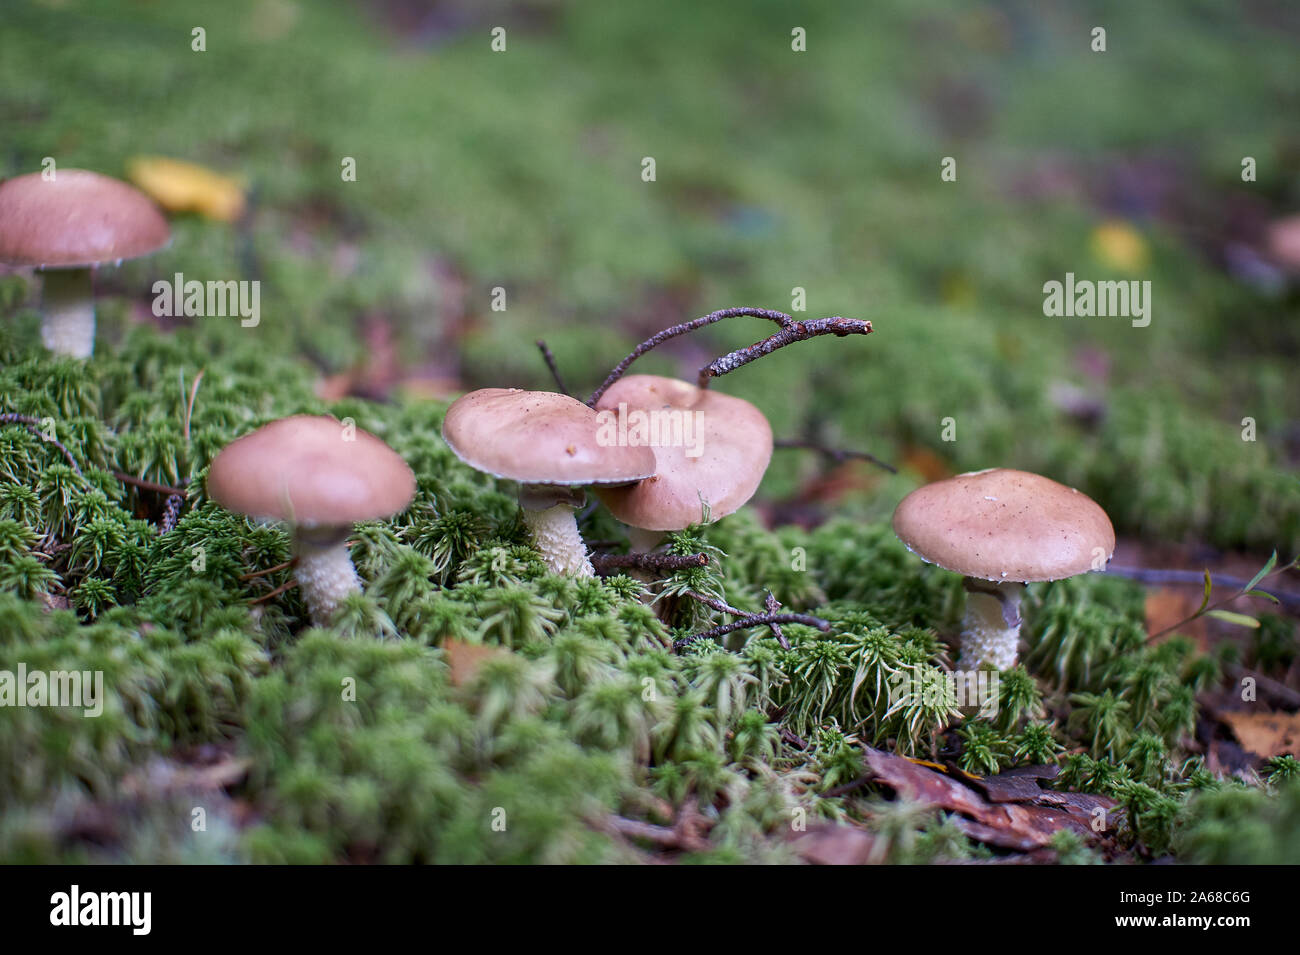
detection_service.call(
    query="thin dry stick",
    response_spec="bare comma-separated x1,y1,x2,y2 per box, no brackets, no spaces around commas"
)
696,316,872,389
535,340,570,396
238,558,297,581
111,471,188,497
685,590,749,616
249,578,298,605
674,612,831,651
1108,565,1300,612
0,413,84,477
774,438,897,475
684,589,792,650
764,591,790,650
591,551,709,574
822,774,874,798
587,307,803,406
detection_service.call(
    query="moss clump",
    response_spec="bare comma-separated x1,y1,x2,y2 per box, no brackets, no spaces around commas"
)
1174,780,1300,864
0,318,1295,863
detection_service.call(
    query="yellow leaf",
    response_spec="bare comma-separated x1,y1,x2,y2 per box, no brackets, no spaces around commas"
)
1090,220,1149,273
127,156,246,222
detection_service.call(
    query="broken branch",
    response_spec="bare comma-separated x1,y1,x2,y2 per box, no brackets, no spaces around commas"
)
591,551,709,574
0,413,84,477
535,339,570,396
696,316,872,390
674,611,831,651
111,471,189,497
774,438,897,475
586,307,799,407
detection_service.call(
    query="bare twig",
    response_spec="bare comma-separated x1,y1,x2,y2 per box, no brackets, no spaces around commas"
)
535,340,570,396
684,590,748,616
0,413,84,477
1108,565,1300,612
674,612,831,651
774,438,897,475
111,471,188,497
683,589,792,650
249,578,298,605
823,774,874,798
591,551,709,574
239,558,297,581
764,591,790,650
586,307,799,407
696,316,872,389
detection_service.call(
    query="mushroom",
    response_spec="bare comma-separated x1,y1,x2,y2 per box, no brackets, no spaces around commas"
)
0,169,170,358
892,468,1115,671
592,374,773,546
207,414,415,625
441,388,656,576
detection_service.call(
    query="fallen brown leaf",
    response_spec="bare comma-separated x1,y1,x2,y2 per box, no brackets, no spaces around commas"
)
1219,709,1300,758
864,747,1111,850
899,445,951,482
790,823,879,865
442,638,504,687
1144,586,1207,648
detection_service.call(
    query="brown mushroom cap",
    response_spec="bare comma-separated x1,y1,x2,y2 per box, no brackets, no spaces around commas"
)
207,415,415,527
442,388,656,487
0,169,171,268
892,468,1115,583
593,375,773,531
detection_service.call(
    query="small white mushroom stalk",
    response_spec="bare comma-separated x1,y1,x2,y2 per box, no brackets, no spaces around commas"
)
440,389,658,579
40,269,96,358
957,580,1025,671
522,503,594,577
294,530,361,626
519,485,593,578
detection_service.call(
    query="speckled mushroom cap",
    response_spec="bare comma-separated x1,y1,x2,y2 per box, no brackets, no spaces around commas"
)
207,415,415,527
892,468,1115,583
0,169,170,268
441,388,656,487
593,375,773,531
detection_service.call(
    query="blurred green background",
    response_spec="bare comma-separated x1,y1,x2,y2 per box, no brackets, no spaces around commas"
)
3,0,1298,552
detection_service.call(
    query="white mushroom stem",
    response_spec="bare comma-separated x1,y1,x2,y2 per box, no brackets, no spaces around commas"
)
522,503,594,577
957,580,1026,671
626,526,665,554
293,530,361,626
622,526,666,587
40,268,96,358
